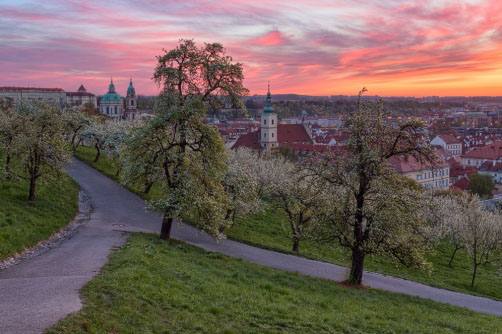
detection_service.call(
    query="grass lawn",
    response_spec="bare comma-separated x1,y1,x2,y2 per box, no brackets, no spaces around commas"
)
46,234,502,334
74,145,502,300
0,174,80,261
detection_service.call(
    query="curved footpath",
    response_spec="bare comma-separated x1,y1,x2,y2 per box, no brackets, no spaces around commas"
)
2,160,502,334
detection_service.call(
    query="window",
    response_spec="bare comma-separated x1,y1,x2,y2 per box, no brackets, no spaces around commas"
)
272,133,274,138
264,119,267,125
272,119,274,125
106,106,109,114
264,133,267,138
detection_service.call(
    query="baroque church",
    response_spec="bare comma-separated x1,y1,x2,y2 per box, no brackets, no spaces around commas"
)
232,85,314,151
99,78,138,120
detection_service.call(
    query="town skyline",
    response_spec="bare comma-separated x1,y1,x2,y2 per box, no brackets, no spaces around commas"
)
1,0,501,97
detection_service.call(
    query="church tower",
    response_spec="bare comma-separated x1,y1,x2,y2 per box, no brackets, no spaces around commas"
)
260,83,278,150
125,78,138,120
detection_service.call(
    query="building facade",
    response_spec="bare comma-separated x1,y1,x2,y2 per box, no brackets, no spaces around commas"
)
66,84,97,107
431,135,462,157
0,87,66,107
99,79,123,118
389,155,450,190
461,142,502,167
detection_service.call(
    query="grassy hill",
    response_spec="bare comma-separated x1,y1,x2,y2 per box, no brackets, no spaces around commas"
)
46,234,502,334
74,145,502,300
0,174,79,261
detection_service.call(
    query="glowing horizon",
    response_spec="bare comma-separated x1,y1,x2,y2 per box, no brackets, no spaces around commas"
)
0,0,501,97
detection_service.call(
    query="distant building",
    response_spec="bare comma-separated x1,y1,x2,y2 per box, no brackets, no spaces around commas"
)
461,142,502,167
388,154,450,190
124,79,139,120
66,84,97,107
479,161,502,183
0,86,66,107
99,79,123,118
431,135,462,157
232,85,314,151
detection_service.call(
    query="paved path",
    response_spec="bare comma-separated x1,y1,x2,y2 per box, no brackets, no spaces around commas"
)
2,160,502,333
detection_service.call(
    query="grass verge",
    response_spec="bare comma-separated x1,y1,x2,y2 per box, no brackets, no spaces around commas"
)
0,174,80,261
46,234,502,334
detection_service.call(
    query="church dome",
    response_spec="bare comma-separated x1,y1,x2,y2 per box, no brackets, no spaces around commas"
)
102,79,122,101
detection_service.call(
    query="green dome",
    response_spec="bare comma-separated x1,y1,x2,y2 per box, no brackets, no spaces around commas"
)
102,79,122,101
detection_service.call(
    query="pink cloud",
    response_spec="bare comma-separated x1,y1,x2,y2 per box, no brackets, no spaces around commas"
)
250,31,288,46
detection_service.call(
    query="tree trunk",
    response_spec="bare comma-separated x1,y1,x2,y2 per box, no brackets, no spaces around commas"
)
5,153,11,180
29,176,37,201
471,263,478,287
71,134,77,151
348,248,365,285
94,144,100,163
144,181,154,194
292,237,300,252
448,245,461,266
160,215,174,240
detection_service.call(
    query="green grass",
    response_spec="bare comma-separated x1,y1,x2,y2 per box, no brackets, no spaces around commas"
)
0,175,80,261
74,145,162,200
46,234,502,334
228,206,502,300
74,145,502,300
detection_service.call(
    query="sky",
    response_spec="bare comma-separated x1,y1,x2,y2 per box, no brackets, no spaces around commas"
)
0,0,501,97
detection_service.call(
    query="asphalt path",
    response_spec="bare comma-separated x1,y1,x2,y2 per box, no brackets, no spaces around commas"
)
2,159,502,333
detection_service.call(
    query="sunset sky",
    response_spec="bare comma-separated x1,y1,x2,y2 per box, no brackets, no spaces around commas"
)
0,0,501,97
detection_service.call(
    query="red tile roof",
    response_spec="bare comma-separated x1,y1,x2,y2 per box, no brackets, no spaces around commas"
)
232,131,262,150
479,161,502,172
388,154,448,173
0,86,64,92
462,142,502,160
277,124,312,144
451,177,469,191
66,92,95,97
438,134,461,144
450,164,477,178
232,124,313,150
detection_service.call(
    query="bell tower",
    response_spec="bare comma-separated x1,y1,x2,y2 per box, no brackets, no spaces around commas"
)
125,78,138,120
260,83,278,150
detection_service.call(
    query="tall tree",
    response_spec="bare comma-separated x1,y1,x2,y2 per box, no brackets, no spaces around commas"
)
61,106,91,151
0,100,20,180
124,39,248,240
222,148,263,227
449,194,502,287
269,158,330,252
310,89,437,285
468,173,494,199
12,102,71,200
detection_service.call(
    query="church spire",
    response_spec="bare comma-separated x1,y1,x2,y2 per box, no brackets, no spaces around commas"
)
263,81,274,113
108,77,116,93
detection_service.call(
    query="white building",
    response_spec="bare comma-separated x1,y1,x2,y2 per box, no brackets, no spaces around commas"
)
461,142,502,168
431,135,462,157
99,79,123,119
0,86,66,107
66,84,97,107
